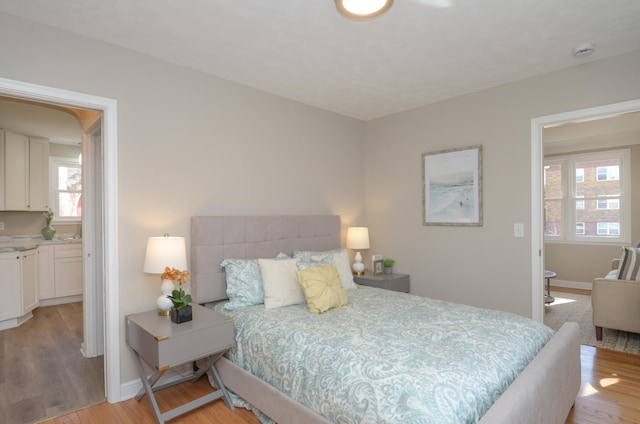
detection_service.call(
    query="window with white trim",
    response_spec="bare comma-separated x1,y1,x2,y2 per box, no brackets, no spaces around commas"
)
544,149,630,244
49,156,82,222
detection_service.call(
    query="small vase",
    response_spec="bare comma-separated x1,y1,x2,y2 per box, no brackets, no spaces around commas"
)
170,305,193,324
41,224,56,240
384,267,393,274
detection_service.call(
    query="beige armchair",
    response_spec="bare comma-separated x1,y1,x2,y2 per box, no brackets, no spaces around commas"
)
592,259,640,340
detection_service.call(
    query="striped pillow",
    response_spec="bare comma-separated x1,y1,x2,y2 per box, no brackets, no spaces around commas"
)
617,247,640,281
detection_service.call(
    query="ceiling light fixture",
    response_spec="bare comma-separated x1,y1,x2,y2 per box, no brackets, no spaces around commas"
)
335,0,394,20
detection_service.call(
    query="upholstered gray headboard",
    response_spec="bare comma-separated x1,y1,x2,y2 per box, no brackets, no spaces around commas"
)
190,215,341,304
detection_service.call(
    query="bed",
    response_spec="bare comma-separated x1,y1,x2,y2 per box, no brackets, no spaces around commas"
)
191,215,581,424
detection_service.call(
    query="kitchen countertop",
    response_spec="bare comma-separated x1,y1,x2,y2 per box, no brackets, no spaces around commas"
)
0,234,82,251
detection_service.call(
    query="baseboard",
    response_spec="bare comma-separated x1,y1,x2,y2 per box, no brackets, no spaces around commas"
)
39,295,83,307
120,362,194,401
0,311,33,331
550,279,592,291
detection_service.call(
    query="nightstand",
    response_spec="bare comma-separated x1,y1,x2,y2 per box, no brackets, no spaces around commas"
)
354,270,410,293
126,303,235,423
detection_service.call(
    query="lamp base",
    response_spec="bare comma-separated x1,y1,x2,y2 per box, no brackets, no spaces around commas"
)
352,254,365,276
157,292,173,316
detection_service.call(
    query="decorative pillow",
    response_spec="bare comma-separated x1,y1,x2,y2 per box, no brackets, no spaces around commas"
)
221,259,263,310
221,252,290,310
296,263,348,314
617,247,640,281
259,257,306,309
292,249,357,291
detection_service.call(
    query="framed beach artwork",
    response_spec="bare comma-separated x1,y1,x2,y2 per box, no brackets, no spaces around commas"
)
422,145,483,226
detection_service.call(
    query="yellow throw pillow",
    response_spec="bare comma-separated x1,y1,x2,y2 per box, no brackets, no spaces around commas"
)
296,264,348,314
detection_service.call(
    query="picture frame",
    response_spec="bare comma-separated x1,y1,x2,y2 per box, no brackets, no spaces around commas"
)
422,145,483,226
373,259,384,275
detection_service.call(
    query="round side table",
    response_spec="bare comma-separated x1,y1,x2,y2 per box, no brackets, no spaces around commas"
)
544,270,557,304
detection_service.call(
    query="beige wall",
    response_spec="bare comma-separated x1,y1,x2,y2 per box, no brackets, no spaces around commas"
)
363,50,640,316
0,13,365,385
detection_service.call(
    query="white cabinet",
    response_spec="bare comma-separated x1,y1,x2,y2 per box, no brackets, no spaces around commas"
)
38,245,55,299
21,248,39,314
0,248,38,324
0,129,50,211
0,251,21,321
2,129,29,210
37,243,83,303
54,244,83,297
28,137,50,211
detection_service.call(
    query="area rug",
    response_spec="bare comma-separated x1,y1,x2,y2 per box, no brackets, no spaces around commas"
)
544,290,640,355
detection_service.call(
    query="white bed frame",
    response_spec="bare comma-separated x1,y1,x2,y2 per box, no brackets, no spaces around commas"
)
191,216,581,424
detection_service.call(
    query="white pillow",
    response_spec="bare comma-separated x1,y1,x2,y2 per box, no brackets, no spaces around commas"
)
259,258,306,309
294,249,357,291
311,250,357,291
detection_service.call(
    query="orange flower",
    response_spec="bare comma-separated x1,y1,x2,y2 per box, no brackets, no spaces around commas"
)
161,267,189,282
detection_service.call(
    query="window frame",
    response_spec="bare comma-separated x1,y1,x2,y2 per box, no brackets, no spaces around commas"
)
49,156,82,223
544,149,630,245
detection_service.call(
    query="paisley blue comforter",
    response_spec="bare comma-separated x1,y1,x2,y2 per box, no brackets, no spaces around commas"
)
214,286,553,423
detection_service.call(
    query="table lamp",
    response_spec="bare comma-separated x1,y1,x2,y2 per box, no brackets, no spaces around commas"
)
143,234,187,315
346,227,370,275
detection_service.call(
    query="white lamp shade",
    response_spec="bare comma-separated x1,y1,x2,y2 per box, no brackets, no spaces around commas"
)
346,227,370,250
143,236,187,273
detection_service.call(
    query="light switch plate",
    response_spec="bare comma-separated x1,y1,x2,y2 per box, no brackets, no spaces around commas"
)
514,223,524,238
0,222,4,231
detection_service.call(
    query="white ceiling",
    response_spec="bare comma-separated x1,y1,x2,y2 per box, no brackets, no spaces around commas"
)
1,0,639,121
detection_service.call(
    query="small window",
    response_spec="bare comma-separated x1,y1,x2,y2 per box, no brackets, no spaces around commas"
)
597,165,619,181
575,200,585,210
597,222,619,236
576,168,584,183
576,222,585,235
49,156,82,222
597,199,619,210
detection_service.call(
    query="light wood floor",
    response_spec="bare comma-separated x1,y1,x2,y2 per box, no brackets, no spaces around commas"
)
40,345,640,424
0,303,105,424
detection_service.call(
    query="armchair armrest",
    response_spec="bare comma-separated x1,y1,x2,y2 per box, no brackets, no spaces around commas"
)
611,259,620,270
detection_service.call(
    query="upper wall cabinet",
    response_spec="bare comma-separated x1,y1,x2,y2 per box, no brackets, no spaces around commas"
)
0,129,50,211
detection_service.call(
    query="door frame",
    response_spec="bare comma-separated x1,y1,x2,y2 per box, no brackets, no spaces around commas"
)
0,77,121,402
81,115,104,359
530,98,640,322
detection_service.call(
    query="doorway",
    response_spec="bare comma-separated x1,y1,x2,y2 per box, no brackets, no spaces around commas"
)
0,77,120,402
530,98,640,322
